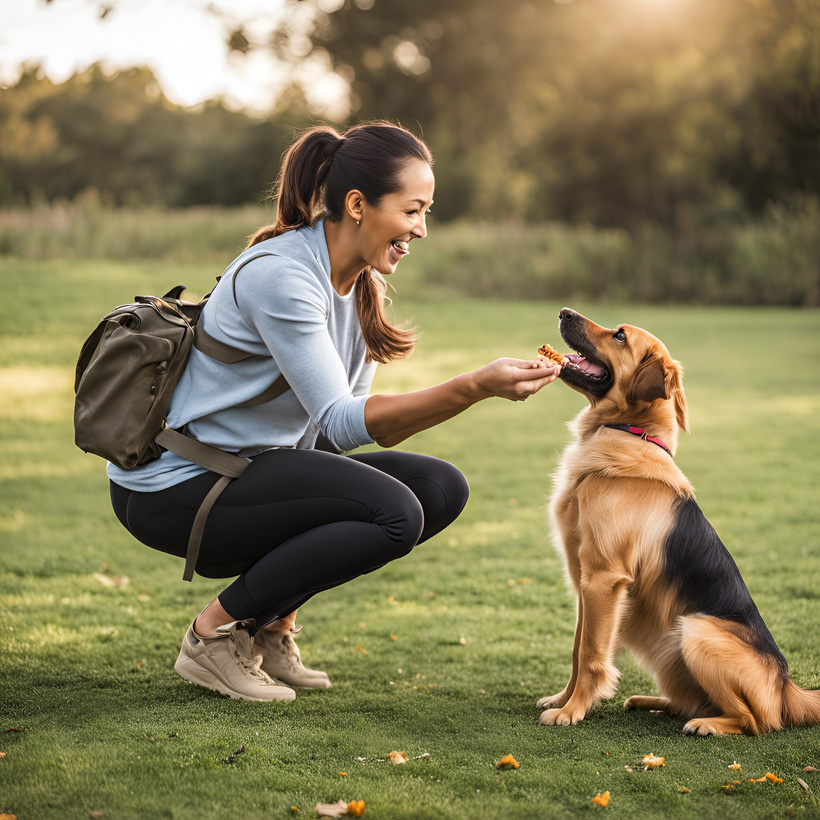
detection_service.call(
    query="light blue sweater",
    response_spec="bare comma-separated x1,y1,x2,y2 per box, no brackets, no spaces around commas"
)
107,220,377,492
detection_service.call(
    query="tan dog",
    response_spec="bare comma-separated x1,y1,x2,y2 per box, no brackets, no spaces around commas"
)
538,308,820,736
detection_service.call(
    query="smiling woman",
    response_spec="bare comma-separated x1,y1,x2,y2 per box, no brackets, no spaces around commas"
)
105,120,563,706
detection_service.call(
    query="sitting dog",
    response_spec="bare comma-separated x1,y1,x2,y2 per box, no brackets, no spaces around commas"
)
538,307,820,736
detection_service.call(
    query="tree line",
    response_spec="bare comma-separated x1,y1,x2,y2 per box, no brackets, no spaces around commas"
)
2,0,817,233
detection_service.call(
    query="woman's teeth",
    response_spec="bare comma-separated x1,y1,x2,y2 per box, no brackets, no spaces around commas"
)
392,240,409,252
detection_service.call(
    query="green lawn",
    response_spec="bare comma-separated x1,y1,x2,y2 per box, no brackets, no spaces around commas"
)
1,259,819,819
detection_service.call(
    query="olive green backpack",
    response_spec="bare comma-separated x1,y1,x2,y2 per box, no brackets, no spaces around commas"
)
74,263,288,580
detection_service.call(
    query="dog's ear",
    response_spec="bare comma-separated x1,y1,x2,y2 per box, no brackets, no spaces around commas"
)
668,359,689,433
629,353,668,404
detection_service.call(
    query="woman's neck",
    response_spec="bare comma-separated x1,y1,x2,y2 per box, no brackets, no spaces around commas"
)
323,219,367,296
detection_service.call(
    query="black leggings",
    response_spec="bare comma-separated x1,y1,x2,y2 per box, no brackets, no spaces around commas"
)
110,449,469,630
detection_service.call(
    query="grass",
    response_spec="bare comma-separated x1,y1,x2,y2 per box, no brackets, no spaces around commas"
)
1,257,819,819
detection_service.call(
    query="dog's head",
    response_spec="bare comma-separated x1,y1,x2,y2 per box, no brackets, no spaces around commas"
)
556,308,689,434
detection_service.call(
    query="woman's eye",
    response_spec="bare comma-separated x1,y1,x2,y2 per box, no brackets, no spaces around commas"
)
614,329,626,341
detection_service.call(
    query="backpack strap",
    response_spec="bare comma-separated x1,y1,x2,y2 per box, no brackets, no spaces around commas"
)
154,423,252,582
158,250,294,581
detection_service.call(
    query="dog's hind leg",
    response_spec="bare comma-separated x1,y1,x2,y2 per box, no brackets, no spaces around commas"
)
678,615,784,736
624,695,670,711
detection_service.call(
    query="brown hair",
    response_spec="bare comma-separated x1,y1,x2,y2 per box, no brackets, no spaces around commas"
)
248,121,433,363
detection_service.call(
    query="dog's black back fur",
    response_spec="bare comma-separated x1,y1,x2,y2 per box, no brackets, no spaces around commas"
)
664,498,788,675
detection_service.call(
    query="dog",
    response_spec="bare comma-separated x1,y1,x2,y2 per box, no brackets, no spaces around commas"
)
537,307,820,736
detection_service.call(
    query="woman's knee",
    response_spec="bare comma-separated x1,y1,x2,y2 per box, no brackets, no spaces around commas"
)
373,485,425,558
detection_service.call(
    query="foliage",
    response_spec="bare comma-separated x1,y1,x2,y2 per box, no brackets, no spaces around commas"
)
0,64,307,208
1,259,819,818
0,203,816,305
5,0,819,232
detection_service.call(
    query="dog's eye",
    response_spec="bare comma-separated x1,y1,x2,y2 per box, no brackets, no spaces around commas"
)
614,329,626,342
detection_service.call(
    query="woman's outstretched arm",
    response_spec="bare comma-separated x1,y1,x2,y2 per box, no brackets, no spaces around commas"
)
365,358,560,448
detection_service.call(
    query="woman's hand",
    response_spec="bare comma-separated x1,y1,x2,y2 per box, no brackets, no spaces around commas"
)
365,357,562,448
471,357,562,402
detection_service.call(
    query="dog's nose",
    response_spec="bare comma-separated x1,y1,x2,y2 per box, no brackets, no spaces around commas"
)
559,308,577,321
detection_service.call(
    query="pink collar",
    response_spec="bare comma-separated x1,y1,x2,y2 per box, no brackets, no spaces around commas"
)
605,424,672,456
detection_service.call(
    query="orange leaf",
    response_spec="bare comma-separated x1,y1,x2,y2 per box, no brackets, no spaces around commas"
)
749,777,767,782
728,761,742,771
642,753,665,770
347,800,366,817
0,814,17,820
338,772,347,776
591,791,610,807
386,751,408,765
765,773,783,783
497,754,520,769
680,788,691,793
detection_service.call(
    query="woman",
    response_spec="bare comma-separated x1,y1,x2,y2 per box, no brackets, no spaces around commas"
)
109,121,560,702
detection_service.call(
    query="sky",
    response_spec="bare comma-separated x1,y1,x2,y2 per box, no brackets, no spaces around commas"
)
0,0,347,116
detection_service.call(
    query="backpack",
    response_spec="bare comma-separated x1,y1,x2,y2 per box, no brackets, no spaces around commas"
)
74,261,289,581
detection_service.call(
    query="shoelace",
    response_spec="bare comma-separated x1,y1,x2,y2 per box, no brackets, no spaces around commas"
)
234,645,276,683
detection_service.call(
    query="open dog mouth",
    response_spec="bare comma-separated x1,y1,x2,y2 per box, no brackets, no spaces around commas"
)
563,353,608,382
558,315,614,396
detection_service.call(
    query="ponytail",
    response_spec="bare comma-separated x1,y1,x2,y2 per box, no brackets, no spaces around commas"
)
247,125,341,246
248,121,433,363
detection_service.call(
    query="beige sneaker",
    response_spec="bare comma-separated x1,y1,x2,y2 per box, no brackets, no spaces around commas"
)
174,619,296,702
255,627,332,689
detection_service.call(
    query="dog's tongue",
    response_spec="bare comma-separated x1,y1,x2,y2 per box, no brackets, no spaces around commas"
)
565,354,607,378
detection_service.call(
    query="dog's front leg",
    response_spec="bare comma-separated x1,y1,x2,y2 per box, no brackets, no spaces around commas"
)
537,597,582,709
540,568,631,726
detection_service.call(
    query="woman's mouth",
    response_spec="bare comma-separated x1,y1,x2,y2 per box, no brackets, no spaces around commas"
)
388,240,410,266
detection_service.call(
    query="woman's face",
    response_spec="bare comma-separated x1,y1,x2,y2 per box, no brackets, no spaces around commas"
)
357,159,435,276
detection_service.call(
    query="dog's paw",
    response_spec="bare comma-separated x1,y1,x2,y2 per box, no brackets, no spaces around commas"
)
537,690,569,710
682,718,719,736
539,706,586,726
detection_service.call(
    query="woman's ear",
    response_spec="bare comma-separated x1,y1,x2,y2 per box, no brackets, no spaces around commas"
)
344,190,365,223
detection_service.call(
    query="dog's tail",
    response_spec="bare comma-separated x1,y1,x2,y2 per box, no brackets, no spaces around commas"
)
782,679,820,728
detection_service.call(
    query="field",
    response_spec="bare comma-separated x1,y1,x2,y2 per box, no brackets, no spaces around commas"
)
1,258,820,819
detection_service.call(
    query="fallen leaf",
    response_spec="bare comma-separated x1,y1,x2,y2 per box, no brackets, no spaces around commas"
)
642,753,665,771
680,788,691,793
92,572,129,587
316,800,349,818
0,814,17,820
728,761,742,771
459,635,467,645
804,766,819,773
347,800,365,817
89,812,105,819
749,777,767,782
0,752,5,758
290,808,299,815
389,635,397,641
497,754,520,769
765,772,783,783
4,728,23,733
798,778,810,791
591,791,610,807
624,765,634,773
338,772,347,776
357,646,367,654
720,784,735,791
415,753,431,760
733,780,741,784
386,751,408,765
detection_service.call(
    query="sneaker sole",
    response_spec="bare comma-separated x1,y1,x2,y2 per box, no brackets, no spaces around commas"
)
174,656,296,702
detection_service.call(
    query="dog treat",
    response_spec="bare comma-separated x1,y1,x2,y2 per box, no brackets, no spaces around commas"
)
538,343,568,367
